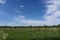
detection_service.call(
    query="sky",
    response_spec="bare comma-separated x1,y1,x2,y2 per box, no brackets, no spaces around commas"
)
0,0,60,26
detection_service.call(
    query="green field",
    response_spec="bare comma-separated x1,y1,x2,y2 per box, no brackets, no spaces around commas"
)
0,28,60,40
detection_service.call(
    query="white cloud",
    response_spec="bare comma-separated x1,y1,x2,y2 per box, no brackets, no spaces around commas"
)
44,0,60,25
46,0,57,15
0,0,6,4
7,0,60,26
12,15,46,26
20,5,24,7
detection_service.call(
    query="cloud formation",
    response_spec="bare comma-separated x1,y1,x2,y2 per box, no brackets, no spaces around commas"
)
44,0,60,25
13,15,42,26
12,0,60,26
20,5,24,7
0,10,8,16
13,9,23,14
0,0,6,4
3,0,60,26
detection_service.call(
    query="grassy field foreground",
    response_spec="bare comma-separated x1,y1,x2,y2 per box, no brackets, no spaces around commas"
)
0,28,60,40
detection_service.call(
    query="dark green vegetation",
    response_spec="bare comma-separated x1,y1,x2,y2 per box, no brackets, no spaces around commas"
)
0,24,60,28
0,28,60,40
0,24,60,40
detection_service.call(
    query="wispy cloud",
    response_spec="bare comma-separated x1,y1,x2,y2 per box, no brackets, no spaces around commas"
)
0,10,8,15
3,0,60,26
44,0,60,25
14,9,23,14
0,0,6,4
11,0,60,26
20,5,24,7
13,15,42,26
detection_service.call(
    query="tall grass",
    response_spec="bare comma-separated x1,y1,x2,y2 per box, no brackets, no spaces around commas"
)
0,28,60,40
0,30,8,40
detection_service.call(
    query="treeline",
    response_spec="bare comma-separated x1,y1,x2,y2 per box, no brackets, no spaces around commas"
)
0,24,60,28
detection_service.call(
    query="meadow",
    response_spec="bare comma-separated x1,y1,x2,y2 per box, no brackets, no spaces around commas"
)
0,27,60,40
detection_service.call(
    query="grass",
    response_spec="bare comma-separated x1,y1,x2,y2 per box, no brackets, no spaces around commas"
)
0,28,60,40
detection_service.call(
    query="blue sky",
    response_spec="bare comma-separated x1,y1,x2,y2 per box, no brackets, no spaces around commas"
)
0,0,60,26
